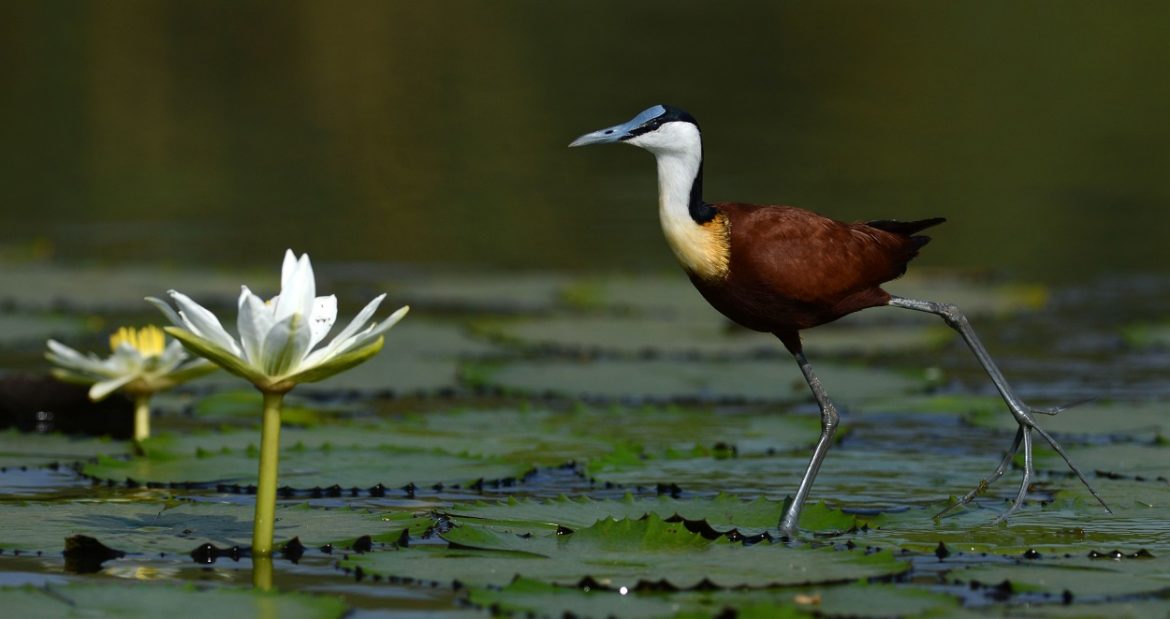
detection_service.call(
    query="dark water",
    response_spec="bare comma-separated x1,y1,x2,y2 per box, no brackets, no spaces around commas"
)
2,1,1168,282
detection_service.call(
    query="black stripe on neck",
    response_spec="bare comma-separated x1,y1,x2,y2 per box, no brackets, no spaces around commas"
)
689,158,716,224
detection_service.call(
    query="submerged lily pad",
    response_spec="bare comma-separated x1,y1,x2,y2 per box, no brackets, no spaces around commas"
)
473,358,924,404
344,514,907,589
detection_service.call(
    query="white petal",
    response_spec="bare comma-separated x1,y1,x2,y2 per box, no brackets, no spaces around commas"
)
260,312,312,377
46,340,108,375
275,252,315,325
167,290,242,356
308,295,337,350
328,305,409,359
146,296,185,327
110,343,144,367
368,305,409,337
237,286,274,364
89,373,137,401
280,249,297,290
302,294,384,366
46,340,88,366
151,342,186,375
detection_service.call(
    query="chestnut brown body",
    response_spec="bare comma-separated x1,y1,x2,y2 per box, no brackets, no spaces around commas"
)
687,203,944,355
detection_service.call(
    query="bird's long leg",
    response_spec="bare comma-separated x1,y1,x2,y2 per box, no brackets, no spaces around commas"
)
887,296,1110,519
778,351,840,539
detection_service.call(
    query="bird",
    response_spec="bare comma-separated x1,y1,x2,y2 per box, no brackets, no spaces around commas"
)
569,104,1109,538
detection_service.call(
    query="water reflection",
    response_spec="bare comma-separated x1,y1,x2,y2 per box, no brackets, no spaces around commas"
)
1,1,1168,282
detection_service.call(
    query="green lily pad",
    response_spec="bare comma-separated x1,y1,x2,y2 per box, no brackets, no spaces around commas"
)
883,273,1048,318
1061,478,1170,522
390,272,572,313
560,275,717,317
469,577,959,619
468,577,693,619
343,514,907,589
186,390,332,427
473,358,924,403
0,262,269,312
0,582,347,619
362,405,813,463
140,415,602,467
0,429,128,468
1039,443,1170,479
955,553,1170,598
588,442,1008,507
445,494,864,538
478,315,951,357
0,313,89,348
924,396,1170,440
0,499,426,554
82,445,526,490
1123,323,1170,349
564,273,1046,322
139,404,819,478
1012,600,1170,618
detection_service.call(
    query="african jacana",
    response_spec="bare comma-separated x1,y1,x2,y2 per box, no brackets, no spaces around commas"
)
570,105,1109,538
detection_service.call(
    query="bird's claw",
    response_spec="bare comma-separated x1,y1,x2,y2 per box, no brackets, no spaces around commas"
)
1030,397,1096,416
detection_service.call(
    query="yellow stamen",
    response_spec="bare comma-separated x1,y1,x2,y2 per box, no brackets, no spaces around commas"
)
109,325,167,357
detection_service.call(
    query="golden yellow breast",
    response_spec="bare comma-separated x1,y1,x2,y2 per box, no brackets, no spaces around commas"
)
661,211,731,281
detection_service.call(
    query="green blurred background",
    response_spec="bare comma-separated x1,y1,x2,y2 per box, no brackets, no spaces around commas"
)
2,1,1167,282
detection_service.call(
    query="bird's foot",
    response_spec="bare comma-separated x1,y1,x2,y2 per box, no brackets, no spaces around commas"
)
1018,411,1112,516
937,407,1111,522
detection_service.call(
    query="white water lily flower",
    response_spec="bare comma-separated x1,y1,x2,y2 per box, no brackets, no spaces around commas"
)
47,325,216,401
147,250,408,393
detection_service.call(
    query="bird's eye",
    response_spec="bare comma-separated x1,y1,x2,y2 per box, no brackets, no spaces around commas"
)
604,130,613,134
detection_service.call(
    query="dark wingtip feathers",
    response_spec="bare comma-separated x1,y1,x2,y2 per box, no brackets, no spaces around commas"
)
865,217,947,236
867,217,946,254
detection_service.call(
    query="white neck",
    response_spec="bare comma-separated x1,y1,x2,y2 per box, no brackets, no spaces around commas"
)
629,122,722,276
655,148,703,255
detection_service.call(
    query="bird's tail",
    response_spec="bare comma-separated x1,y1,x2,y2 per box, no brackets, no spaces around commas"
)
865,217,946,248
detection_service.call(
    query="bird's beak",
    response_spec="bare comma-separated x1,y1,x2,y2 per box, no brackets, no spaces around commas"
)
569,106,665,148
568,122,633,148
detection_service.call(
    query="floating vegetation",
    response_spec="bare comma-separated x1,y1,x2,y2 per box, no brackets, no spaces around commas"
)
1,268,1168,615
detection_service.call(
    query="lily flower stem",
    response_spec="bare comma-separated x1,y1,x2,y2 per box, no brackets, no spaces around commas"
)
252,554,274,592
253,390,285,558
133,395,151,445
